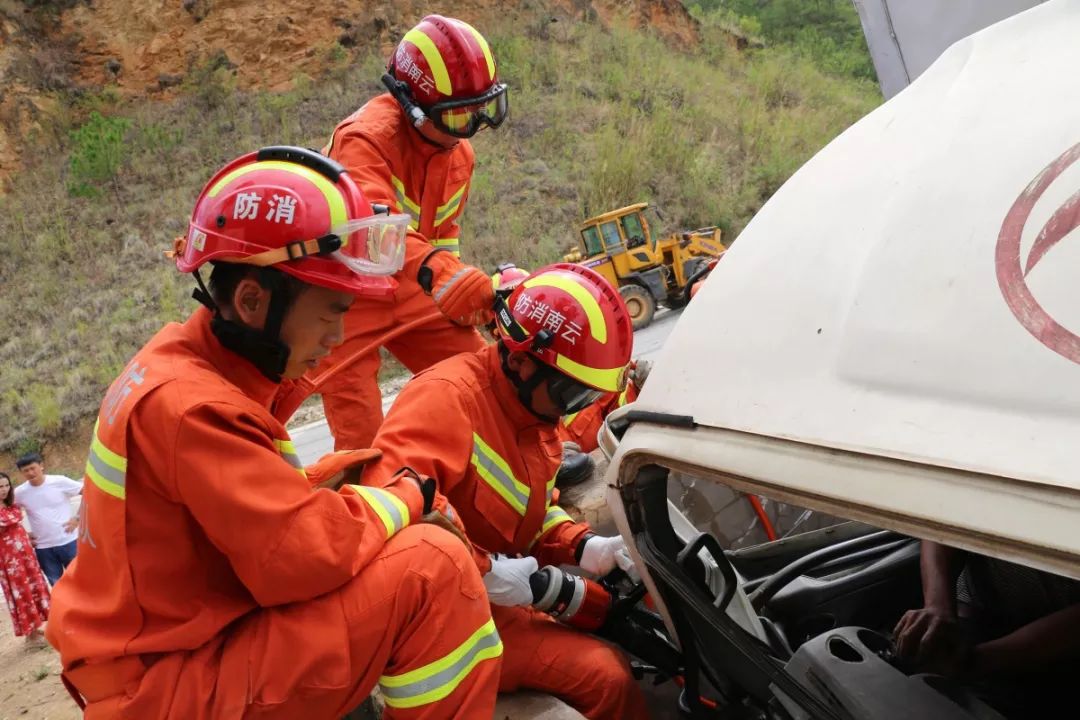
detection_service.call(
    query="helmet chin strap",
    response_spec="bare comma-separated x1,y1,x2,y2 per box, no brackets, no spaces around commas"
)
193,268,292,383
499,343,560,424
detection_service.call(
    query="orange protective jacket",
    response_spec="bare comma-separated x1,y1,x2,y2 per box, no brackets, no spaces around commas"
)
48,308,424,705
325,93,473,271
364,345,590,573
557,384,638,454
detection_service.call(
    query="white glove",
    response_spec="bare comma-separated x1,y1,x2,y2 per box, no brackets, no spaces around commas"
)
483,555,539,607
579,535,636,577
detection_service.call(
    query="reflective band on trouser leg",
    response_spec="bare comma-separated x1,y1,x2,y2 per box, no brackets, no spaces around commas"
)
434,184,467,227
348,485,410,539
529,506,574,549
379,618,503,709
469,434,529,515
274,439,307,477
85,420,127,500
431,237,460,257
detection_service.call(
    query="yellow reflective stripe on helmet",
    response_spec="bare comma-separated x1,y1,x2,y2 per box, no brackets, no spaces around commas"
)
403,29,453,96
273,438,306,477
555,354,625,393
435,183,467,226
348,485,410,539
523,275,607,343
470,433,530,515
85,420,126,500
431,237,460,256
529,505,574,549
458,20,496,81
380,617,502,709
207,161,347,229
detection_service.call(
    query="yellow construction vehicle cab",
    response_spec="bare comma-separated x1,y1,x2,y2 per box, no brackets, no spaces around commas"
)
563,203,726,329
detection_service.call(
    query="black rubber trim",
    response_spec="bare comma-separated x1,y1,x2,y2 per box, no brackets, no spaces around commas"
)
257,145,345,181
607,410,697,440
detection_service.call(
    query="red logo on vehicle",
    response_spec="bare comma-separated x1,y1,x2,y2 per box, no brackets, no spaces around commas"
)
996,142,1080,365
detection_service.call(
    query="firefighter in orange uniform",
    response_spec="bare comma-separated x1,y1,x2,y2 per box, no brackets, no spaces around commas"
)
311,15,509,449
556,360,649,455
364,264,650,720
46,147,501,719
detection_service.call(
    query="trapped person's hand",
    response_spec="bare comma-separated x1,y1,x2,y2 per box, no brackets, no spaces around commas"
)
894,606,963,667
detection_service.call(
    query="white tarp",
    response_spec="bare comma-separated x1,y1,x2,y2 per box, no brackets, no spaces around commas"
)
640,0,1080,493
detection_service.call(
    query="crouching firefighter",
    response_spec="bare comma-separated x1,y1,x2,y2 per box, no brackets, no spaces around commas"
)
46,147,502,720
363,263,650,720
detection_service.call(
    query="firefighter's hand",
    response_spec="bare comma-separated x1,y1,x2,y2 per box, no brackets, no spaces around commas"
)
579,535,636,578
483,555,538,607
420,493,471,547
420,252,495,326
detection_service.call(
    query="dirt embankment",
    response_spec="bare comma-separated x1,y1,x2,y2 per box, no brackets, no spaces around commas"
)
0,0,701,185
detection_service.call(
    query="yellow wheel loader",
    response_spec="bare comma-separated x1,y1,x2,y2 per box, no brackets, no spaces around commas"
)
562,203,726,330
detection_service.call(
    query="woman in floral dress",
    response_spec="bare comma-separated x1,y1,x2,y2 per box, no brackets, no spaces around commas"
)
0,471,49,643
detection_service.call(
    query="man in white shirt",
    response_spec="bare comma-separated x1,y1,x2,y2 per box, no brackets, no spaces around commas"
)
14,452,82,585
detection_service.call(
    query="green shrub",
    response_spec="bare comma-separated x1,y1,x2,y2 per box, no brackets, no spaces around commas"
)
67,111,132,197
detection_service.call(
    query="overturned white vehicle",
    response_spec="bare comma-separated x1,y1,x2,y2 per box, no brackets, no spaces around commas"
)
600,3,1080,718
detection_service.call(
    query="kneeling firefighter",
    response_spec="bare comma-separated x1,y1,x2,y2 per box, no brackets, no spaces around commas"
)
363,263,650,720
46,147,502,719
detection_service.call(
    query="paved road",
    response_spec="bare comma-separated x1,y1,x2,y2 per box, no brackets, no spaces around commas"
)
292,309,684,463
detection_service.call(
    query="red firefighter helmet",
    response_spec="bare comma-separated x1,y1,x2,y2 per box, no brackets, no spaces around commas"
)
387,15,508,138
491,262,531,292
176,147,410,297
496,263,633,395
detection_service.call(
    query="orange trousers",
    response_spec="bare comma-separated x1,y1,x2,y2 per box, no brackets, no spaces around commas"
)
77,526,500,720
493,605,649,720
316,279,486,451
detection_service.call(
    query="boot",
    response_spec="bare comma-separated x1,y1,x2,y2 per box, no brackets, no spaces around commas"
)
556,441,595,488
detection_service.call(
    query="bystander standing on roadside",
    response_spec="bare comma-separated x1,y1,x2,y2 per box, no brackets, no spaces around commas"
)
13,453,82,586
0,471,50,644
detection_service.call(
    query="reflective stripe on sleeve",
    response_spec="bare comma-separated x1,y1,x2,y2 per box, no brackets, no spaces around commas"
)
529,505,574,549
85,420,126,500
274,439,306,477
347,485,410,539
379,618,503,709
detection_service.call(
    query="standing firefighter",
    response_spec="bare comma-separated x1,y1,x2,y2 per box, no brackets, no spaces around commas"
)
312,15,509,449
364,264,649,720
46,147,502,719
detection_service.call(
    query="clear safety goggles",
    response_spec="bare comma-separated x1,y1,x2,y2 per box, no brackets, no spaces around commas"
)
547,370,605,415
328,213,411,276
428,84,509,139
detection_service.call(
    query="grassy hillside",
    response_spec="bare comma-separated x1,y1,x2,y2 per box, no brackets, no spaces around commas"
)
0,5,880,453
